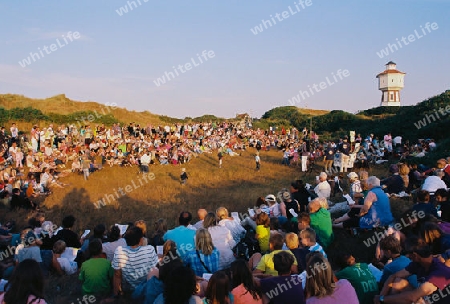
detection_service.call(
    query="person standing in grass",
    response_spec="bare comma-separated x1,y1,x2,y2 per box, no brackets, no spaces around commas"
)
180,168,188,185
255,152,260,171
218,150,223,168
81,155,91,180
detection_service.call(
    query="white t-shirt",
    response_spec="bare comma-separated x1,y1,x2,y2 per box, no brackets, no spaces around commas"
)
102,238,127,262
422,176,447,193
57,257,78,275
314,181,331,198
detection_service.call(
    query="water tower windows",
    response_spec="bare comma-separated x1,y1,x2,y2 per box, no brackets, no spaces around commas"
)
390,92,394,101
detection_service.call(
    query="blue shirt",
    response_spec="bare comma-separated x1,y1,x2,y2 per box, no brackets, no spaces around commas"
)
163,226,196,259
132,276,164,304
412,202,438,218
184,248,220,277
308,242,327,258
360,186,394,229
380,255,411,285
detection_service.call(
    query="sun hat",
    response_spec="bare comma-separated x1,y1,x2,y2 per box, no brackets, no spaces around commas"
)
265,194,277,202
347,172,359,180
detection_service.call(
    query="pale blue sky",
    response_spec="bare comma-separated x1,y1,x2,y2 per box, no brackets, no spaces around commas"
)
0,0,449,118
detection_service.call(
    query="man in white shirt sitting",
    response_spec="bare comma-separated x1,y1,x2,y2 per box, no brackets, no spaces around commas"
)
314,172,331,199
422,170,447,194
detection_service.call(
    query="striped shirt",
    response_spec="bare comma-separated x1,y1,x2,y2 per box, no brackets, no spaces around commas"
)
112,245,158,291
308,242,327,258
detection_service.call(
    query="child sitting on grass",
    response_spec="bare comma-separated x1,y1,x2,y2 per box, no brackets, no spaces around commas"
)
297,212,311,235
52,240,78,275
255,212,270,253
285,232,309,273
79,238,114,298
336,251,379,304
299,228,327,258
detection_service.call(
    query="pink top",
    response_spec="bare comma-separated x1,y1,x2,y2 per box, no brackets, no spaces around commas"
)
306,279,358,304
0,293,47,304
231,284,263,304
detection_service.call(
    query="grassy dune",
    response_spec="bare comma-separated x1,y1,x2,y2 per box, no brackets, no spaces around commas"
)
0,94,164,126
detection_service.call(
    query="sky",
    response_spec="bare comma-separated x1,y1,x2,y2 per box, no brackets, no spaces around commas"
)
0,0,449,119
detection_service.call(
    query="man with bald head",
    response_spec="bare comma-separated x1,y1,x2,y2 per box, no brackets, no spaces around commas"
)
307,197,334,249
193,209,208,229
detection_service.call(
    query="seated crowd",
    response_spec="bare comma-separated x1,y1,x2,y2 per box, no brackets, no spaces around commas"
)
0,157,449,304
0,125,449,303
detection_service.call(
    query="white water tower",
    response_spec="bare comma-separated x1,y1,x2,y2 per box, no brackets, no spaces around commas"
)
376,61,405,106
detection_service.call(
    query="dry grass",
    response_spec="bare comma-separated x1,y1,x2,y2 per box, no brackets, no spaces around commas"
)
1,149,309,235
296,108,330,116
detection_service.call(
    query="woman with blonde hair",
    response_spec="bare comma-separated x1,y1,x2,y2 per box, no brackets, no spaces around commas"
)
216,206,245,243
135,220,148,246
203,212,236,270
184,228,220,276
398,162,410,190
305,252,358,304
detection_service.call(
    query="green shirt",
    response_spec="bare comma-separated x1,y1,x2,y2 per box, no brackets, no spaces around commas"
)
309,208,334,249
79,257,114,296
336,263,379,304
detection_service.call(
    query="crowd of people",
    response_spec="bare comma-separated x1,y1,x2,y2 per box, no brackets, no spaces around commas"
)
0,121,449,303
0,120,443,204
0,165,449,303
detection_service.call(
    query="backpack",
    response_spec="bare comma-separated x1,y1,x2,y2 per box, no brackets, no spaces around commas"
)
232,230,260,261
